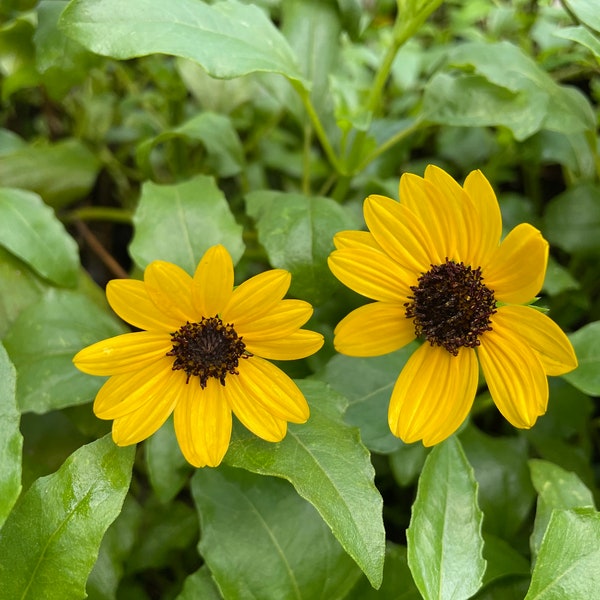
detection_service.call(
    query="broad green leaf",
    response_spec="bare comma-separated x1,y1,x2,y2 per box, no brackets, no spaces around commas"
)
136,112,245,179
563,321,600,395
0,140,100,209
176,567,222,600
0,188,79,287
389,442,429,487
474,578,530,600
129,175,245,274
0,343,21,528
0,16,39,100
225,380,385,588
192,466,361,600
562,0,600,34
316,345,418,454
3,289,127,413
481,534,530,589
246,190,360,305
529,459,595,559
407,437,486,600
0,435,134,600
525,509,600,600
556,26,600,59
59,0,307,87
543,183,600,255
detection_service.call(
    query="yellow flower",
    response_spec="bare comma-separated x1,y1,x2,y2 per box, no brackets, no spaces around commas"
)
328,166,578,446
74,245,324,467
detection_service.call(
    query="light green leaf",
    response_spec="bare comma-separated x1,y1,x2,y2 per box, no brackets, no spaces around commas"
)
0,343,21,528
0,436,134,600
0,188,79,287
225,379,385,588
176,567,223,600
3,289,127,413
59,0,307,86
562,0,600,34
556,25,600,59
525,509,600,600
192,465,361,600
407,436,486,600
245,190,360,305
563,321,600,395
129,175,245,274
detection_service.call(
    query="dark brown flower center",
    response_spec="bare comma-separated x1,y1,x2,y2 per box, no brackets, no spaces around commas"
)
167,316,250,388
404,259,496,356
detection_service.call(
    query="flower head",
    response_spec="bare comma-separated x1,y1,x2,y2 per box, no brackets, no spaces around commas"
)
328,166,577,446
74,245,324,467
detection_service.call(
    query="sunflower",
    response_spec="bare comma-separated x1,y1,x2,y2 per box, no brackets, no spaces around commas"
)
74,244,324,467
328,166,578,446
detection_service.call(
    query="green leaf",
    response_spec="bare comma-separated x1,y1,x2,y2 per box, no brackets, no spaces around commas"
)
246,190,360,305
192,465,362,600
3,289,127,413
563,321,600,395
562,0,600,34
0,435,134,600
407,436,486,600
481,534,530,589
0,140,100,209
176,567,223,600
0,343,21,528
0,188,79,287
529,459,596,560
129,175,245,274
225,379,385,588
556,25,600,59
525,509,600,600
59,0,307,87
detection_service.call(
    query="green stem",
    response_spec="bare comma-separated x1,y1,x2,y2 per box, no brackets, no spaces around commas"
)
62,206,133,224
302,123,313,195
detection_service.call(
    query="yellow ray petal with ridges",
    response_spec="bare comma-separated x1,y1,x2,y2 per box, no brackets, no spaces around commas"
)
192,244,234,318
491,306,577,376
463,169,503,267
73,331,171,375
388,344,478,445
328,246,414,303
174,379,232,467
236,299,313,341
236,356,309,422
244,329,324,360
94,357,178,419
107,279,182,332
483,223,548,304
333,302,415,356
364,194,438,272
333,230,380,251
478,322,548,429
144,261,197,323
222,269,291,327
225,373,288,441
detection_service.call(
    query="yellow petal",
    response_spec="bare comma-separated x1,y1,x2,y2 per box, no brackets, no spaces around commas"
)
333,230,380,250
244,329,324,360
483,223,548,304
333,302,415,357
73,331,172,375
328,246,414,303
224,372,288,441
144,261,198,323
477,322,548,429
223,269,291,327
491,306,578,376
236,299,313,341
364,193,437,272
192,244,234,318
94,357,180,419
173,378,232,467
106,279,182,332
235,356,310,422
388,344,478,446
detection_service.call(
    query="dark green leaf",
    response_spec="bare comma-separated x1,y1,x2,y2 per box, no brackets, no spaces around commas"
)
481,534,530,588
0,436,134,600
407,437,486,600
0,188,79,287
389,442,429,487
563,321,600,395
129,175,245,274
176,567,223,600
225,380,385,588
192,465,361,600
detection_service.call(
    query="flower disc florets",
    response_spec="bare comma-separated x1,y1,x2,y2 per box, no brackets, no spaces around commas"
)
405,259,496,356
167,316,250,388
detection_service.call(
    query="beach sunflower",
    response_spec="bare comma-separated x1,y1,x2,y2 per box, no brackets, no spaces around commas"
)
74,244,324,467
328,166,578,446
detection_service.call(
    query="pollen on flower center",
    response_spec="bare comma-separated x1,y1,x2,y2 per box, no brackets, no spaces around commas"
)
404,259,496,356
167,316,250,388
